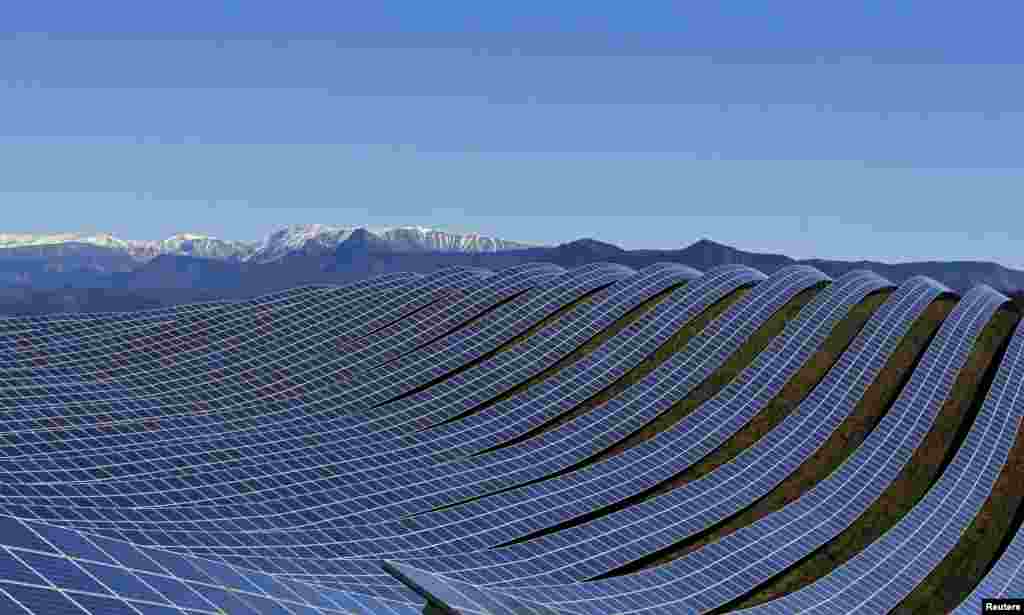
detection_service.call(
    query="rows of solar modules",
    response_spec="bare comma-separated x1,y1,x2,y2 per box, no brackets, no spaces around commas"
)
0,264,800,531
0,265,476,374
952,517,1024,613
287,274,948,592
0,264,704,540
0,263,574,457
6,264,864,609
54,261,606,446
0,271,425,356
72,266,872,593
0,262,1021,614
0,292,344,394
0,265,756,530
0,270,436,388
156,268,892,594
0,274,520,470
5,262,709,490
733,312,1024,611
0,266,638,487
0,266,913,601
0,260,638,482
0,264,618,507
0,271,419,326
6,262,707,501
0,265,489,385
0,515,423,615
381,284,1019,614
0,274,466,450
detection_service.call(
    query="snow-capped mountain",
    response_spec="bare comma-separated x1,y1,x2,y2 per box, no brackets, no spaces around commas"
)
0,225,537,264
377,226,533,253
0,232,134,251
248,224,535,263
0,231,256,262
246,225,362,263
150,233,258,262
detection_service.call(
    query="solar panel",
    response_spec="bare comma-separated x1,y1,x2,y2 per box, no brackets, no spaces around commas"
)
2,264,1020,613
378,285,1011,614
0,263,633,468
0,514,425,614
287,274,942,590
734,296,1022,613
0,268,520,446
0,268,826,552
0,264,753,517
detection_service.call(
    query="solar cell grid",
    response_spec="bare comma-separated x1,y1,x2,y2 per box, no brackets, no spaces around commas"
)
0,268,720,503
0,266,512,444
2,265,1020,613
0,263,632,465
16,264,701,488
734,302,1022,613
0,269,432,360
0,266,622,491
0,268,770,536
951,524,1024,613
0,268,826,543
4,264,544,405
379,285,1007,615
12,264,699,488
110,270,880,589
113,267,828,519
0,515,426,613
0,282,408,395
0,275,415,356
285,274,939,589
0,269,454,376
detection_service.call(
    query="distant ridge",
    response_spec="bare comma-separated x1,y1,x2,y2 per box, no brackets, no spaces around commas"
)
106,236,1024,295
1,233,1022,306
0,225,538,265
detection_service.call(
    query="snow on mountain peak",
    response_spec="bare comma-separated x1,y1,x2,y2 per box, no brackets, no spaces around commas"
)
0,224,538,263
168,232,213,241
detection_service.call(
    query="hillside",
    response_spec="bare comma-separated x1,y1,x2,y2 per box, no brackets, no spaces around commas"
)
0,263,1020,614
2,235,1023,316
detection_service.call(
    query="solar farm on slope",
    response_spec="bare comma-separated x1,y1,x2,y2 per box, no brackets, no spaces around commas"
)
0,262,1021,615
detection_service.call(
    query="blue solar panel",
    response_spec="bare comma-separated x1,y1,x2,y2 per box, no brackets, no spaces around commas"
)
734,301,1023,613
952,525,1024,613
2,264,1020,613
0,264,633,486
380,285,1010,615
294,274,942,590
0,514,426,613
0,268,523,458
0,266,774,536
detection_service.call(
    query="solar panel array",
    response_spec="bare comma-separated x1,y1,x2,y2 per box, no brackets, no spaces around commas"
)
314,274,945,590
0,261,1021,614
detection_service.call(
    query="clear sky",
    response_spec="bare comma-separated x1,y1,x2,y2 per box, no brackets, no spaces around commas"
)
1,1,1023,268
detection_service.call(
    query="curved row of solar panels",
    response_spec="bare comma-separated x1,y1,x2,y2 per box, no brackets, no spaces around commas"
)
0,262,1021,614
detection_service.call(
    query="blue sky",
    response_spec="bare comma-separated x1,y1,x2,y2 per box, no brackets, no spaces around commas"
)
1,1,1023,267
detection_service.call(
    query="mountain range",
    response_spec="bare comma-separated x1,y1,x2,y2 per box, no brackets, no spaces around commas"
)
0,224,534,264
0,227,1022,315
0,225,536,288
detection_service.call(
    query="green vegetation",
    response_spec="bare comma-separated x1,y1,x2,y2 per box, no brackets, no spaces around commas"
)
583,297,953,580
493,285,824,548
593,283,824,463
441,280,692,434
893,315,1024,614
475,282,751,454
714,303,1018,611
656,290,890,494
391,284,614,427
